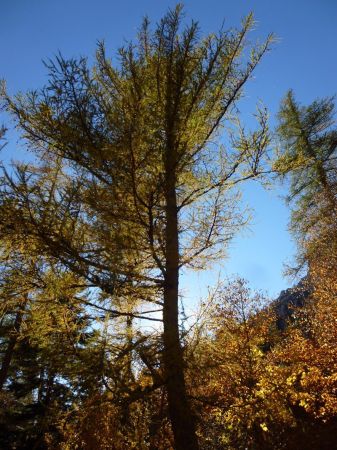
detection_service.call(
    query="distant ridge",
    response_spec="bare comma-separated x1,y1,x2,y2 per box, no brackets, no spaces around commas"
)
274,278,312,330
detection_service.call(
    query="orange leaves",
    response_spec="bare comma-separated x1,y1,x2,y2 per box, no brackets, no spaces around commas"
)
187,273,337,448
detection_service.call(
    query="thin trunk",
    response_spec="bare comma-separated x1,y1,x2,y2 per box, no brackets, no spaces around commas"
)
293,100,337,213
121,316,134,426
315,163,337,214
163,158,199,450
0,300,26,391
126,315,135,383
305,138,337,214
37,367,45,403
44,370,55,406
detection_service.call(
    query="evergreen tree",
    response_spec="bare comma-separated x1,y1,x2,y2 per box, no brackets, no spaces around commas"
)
275,91,337,268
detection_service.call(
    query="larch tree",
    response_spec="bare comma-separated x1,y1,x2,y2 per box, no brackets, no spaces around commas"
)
1,6,273,448
275,91,337,269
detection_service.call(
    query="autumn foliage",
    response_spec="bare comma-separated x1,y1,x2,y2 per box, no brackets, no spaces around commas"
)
0,6,336,450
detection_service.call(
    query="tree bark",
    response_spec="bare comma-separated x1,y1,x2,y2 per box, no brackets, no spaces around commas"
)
163,155,199,450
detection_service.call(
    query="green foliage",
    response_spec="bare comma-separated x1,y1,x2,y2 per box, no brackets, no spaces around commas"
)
275,91,337,269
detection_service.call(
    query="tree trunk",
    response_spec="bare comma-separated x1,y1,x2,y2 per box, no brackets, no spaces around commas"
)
44,370,55,406
0,300,26,391
163,161,199,450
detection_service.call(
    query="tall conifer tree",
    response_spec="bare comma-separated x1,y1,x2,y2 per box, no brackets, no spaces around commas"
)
1,6,272,448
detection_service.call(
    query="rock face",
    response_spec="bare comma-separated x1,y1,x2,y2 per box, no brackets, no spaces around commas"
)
274,279,312,330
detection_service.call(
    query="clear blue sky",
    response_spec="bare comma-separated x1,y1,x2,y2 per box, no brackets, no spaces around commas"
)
1,0,336,299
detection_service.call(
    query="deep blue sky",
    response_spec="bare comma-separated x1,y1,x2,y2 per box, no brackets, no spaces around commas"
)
1,0,336,299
